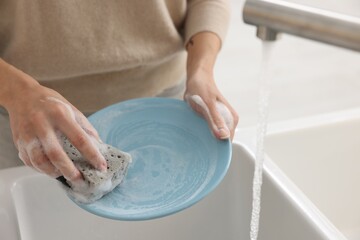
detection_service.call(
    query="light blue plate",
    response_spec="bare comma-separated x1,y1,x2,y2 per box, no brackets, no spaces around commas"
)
75,98,232,220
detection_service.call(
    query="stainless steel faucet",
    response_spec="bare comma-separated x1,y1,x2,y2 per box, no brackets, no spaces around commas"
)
243,0,360,52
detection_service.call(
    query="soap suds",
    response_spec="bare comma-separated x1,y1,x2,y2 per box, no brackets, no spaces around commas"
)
16,97,129,203
60,134,132,204
216,100,234,130
17,140,31,165
46,96,100,140
185,95,234,133
17,138,41,166
46,97,76,120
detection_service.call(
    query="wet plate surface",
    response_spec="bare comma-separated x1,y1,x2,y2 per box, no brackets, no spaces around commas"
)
74,98,231,220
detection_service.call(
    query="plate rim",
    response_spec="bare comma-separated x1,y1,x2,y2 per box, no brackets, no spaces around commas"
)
76,97,232,221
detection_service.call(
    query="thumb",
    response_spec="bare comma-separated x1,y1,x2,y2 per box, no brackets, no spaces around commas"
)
208,102,230,139
185,95,230,139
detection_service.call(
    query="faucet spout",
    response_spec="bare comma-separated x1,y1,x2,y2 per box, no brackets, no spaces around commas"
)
256,26,278,41
243,0,360,52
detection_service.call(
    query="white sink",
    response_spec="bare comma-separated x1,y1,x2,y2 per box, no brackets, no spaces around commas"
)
264,108,360,240
0,141,327,240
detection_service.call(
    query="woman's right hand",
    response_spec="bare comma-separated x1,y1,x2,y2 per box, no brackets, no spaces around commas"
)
0,59,107,181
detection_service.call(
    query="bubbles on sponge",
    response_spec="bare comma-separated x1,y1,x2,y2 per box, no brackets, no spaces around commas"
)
60,135,132,204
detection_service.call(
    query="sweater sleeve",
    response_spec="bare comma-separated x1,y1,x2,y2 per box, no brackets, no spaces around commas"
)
184,0,231,47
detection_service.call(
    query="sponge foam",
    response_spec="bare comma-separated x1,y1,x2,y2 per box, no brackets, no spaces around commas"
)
59,135,132,204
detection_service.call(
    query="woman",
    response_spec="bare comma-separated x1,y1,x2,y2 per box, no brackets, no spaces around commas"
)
0,0,238,182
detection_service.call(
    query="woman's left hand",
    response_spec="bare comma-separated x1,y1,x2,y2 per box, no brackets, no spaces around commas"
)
184,68,238,140
184,32,238,140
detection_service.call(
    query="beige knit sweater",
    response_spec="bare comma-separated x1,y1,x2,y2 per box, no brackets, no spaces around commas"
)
0,0,230,113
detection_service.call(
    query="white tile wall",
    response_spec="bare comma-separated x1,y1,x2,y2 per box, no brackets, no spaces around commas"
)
217,0,360,127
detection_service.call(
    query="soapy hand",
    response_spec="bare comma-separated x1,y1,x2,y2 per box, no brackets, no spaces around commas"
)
3,69,107,181
184,70,238,140
185,32,238,140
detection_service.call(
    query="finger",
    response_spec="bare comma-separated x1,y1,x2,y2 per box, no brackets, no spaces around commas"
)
34,122,82,181
215,100,238,139
61,101,100,141
215,101,234,130
28,141,60,178
217,97,239,140
42,133,82,181
186,95,215,128
207,101,230,140
218,96,239,126
16,139,33,166
186,95,230,139
18,147,32,166
38,131,82,181
57,117,107,171
73,110,100,141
